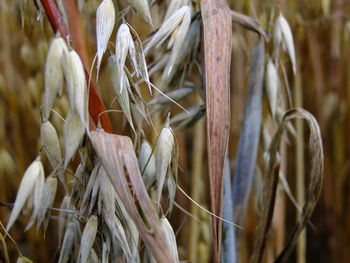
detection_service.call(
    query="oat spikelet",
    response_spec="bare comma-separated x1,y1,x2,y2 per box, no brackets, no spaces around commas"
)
108,55,135,132
275,14,296,74
41,119,62,169
79,216,98,263
7,157,44,231
144,6,190,55
139,139,156,189
155,121,175,206
69,51,88,127
43,36,68,120
127,0,153,26
37,175,58,231
25,166,45,231
115,23,131,93
58,219,80,263
63,109,85,169
265,59,279,118
96,0,115,78
160,217,179,262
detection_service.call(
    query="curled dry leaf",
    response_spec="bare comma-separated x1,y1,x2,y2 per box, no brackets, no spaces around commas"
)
251,108,323,263
138,139,156,189
79,215,98,263
96,0,115,78
7,157,44,231
89,130,176,263
43,36,68,120
41,119,62,169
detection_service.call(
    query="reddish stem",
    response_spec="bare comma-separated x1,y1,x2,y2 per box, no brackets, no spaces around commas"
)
40,0,113,133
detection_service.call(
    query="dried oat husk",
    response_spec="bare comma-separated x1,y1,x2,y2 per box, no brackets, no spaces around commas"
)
138,139,156,189
58,218,81,263
160,216,179,263
6,157,44,231
37,175,58,232
274,13,296,74
63,108,85,169
43,36,68,120
79,215,98,263
41,119,62,169
155,119,178,212
127,0,153,26
265,59,279,118
96,0,115,78
108,55,135,132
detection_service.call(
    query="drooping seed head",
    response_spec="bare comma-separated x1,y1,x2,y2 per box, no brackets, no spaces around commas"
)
7,157,44,231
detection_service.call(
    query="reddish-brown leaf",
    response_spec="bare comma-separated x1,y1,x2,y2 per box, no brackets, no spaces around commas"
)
201,0,232,261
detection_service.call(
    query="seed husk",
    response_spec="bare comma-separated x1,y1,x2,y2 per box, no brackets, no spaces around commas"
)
138,139,156,189
6,157,44,232
155,122,175,206
37,175,58,231
63,109,85,169
96,0,115,78
41,119,62,169
274,14,296,74
108,55,135,132
127,0,153,26
160,216,179,262
43,36,68,120
79,215,98,263
265,59,279,118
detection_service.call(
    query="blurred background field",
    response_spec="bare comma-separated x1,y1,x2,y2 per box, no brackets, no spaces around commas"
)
0,0,350,262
